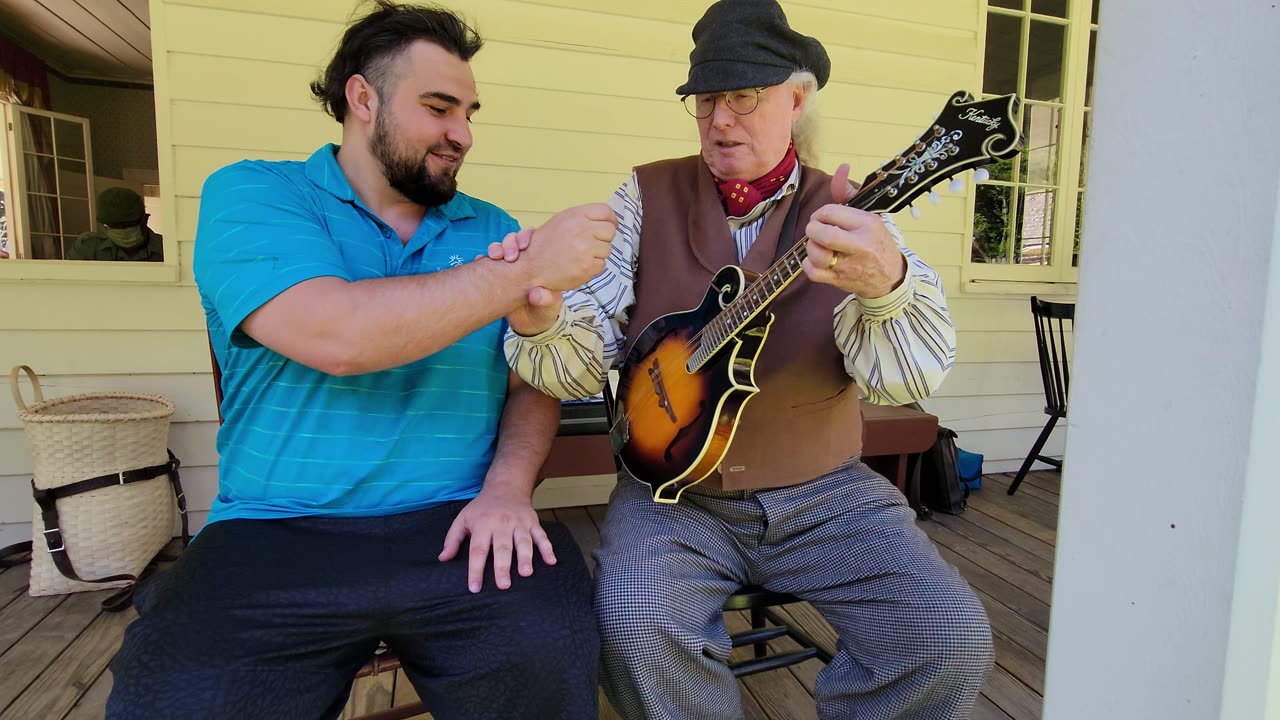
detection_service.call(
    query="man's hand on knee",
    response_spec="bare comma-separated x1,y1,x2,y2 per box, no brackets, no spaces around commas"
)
438,486,557,593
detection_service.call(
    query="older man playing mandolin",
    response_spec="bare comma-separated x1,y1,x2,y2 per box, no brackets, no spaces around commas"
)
499,0,993,717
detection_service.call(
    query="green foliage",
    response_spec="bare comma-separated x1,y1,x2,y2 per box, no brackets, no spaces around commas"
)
971,157,1015,263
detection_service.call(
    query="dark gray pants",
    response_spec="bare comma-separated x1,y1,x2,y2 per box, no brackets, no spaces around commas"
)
595,460,993,719
106,501,599,720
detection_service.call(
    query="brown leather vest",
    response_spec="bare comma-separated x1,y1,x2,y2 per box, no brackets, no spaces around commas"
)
626,155,863,491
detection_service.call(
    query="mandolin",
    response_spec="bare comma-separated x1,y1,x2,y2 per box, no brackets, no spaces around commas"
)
610,90,1024,503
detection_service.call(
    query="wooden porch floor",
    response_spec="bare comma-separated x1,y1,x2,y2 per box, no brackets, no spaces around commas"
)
0,471,1061,720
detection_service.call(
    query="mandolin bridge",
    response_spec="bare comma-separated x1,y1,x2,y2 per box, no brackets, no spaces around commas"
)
647,358,677,423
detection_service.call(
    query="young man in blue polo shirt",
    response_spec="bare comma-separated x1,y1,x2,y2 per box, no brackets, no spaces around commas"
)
106,3,615,718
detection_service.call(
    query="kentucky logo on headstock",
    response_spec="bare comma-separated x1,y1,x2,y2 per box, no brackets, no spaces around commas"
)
958,106,1004,130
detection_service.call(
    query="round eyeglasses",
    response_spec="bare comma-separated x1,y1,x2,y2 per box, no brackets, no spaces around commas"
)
681,87,767,119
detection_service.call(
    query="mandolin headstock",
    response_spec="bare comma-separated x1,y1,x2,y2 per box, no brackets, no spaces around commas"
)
849,91,1022,216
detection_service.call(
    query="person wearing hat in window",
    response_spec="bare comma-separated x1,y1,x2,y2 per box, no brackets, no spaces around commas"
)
67,187,164,262
499,0,992,717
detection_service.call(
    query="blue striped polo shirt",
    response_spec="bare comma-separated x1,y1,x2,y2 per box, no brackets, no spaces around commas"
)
193,144,517,525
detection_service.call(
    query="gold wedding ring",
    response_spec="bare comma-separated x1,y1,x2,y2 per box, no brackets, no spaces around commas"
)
826,253,839,270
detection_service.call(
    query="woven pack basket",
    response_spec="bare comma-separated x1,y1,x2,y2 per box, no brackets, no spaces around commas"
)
9,366,182,599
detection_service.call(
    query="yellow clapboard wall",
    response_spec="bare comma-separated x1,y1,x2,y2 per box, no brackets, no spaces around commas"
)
0,0,1062,530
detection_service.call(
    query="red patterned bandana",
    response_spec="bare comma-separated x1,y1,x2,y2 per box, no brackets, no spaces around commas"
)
715,143,797,216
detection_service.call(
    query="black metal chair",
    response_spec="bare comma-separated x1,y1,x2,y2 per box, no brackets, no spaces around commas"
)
600,380,834,677
1008,296,1074,496
722,586,835,676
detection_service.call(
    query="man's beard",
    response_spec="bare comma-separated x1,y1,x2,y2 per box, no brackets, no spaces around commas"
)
370,109,462,208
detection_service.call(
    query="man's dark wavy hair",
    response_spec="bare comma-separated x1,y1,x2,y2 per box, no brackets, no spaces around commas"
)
311,1,483,123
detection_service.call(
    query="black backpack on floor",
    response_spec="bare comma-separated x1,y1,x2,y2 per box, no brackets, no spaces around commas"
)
907,425,968,518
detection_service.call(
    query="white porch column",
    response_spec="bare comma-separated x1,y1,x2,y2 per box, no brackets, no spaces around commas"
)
1043,2,1280,719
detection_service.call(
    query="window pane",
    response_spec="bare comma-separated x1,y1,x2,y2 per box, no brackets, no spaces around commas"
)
20,113,53,156
1074,191,1085,267
30,233,61,259
1018,188,1056,265
987,154,1017,186
1031,0,1067,17
57,158,89,199
0,191,8,259
54,119,86,161
984,13,1022,96
972,184,1015,263
1021,104,1061,186
1086,30,1098,106
1027,20,1066,100
990,0,1024,9
1079,110,1092,188
24,153,56,195
60,197,92,237
26,192,62,235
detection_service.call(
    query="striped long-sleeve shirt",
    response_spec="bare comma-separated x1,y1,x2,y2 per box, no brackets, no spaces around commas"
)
503,165,957,406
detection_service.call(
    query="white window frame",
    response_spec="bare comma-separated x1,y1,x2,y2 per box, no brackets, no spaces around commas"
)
963,0,1097,295
0,102,178,283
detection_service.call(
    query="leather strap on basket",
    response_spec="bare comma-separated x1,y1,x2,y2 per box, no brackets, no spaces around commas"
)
24,450,189,611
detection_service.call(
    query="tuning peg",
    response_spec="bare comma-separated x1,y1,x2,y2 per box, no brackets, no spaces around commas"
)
949,178,965,193
974,168,991,183
928,191,941,205
909,205,922,220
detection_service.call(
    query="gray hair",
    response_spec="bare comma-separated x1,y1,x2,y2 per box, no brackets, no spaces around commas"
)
788,70,820,166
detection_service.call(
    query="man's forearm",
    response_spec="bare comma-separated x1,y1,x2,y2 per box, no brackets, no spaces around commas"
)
483,378,563,497
246,257,535,376
835,247,957,405
341,259,534,372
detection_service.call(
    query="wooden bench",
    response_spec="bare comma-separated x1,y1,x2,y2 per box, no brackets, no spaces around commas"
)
859,401,939,493
540,399,939,494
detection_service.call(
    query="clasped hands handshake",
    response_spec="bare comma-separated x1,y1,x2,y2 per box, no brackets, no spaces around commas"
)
479,203,617,337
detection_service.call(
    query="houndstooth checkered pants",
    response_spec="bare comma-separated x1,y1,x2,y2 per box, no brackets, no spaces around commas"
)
594,458,994,719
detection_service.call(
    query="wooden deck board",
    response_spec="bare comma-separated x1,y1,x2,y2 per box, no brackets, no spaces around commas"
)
339,668,396,719
992,630,1046,695
1022,472,1062,496
984,474,1061,507
0,591,67,657
0,605,134,720
972,694,1016,719
553,506,602,574
964,494,1058,547
974,482,1060,532
0,591,112,714
0,565,31,611
922,522,1054,605
981,666,1045,720
974,587,1049,660
0,473,1059,719
950,505,1057,562
598,687,624,720
931,512,1054,581
63,667,112,720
